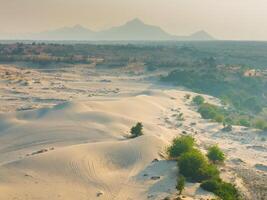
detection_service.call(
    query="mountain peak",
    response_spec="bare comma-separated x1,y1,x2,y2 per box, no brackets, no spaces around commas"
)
72,24,87,30
14,20,215,41
190,30,214,40
125,18,145,26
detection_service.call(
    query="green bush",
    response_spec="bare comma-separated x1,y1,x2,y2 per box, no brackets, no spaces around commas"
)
198,103,218,119
201,179,241,200
178,149,220,182
195,99,267,132
200,178,221,191
238,118,251,127
207,145,225,163
161,68,266,115
198,163,220,181
130,122,143,138
170,135,240,199
178,149,207,179
214,114,224,123
176,175,185,195
254,119,267,131
193,95,205,105
167,136,195,158
224,117,233,126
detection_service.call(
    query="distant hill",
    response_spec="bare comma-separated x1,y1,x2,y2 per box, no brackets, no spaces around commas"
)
95,18,174,41
189,30,215,41
2,18,215,41
31,25,95,40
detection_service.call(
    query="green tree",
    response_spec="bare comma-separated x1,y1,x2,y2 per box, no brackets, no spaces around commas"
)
167,136,195,158
214,114,224,123
178,149,207,181
239,118,251,127
178,149,219,182
224,117,233,126
198,103,217,119
207,145,225,163
130,122,143,138
201,179,241,200
193,95,205,105
254,119,267,130
176,175,185,195
198,163,220,181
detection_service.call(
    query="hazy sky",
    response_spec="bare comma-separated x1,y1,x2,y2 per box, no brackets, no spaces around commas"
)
1,0,267,40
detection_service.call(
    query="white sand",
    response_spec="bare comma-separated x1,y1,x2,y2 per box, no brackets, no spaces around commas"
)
0,64,266,200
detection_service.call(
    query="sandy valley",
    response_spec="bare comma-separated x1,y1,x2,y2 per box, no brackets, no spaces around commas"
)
0,64,266,200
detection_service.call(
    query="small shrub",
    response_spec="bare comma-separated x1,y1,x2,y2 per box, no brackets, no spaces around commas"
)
176,175,185,195
198,163,220,181
177,113,185,121
222,124,232,132
178,149,220,182
167,136,195,158
207,145,225,163
238,118,250,127
254,119,267,131
178,149,207,182
214,114,224,123
198,103,217,119
163,197,170,200
224,117,233,126
193,95,205,105
200,178,221,191
130,122,143,138
185,94,191,100
201,179,241,200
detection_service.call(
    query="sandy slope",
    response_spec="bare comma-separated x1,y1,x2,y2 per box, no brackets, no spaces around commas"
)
0,64,266,200
0,89,219,200
0,92,174,200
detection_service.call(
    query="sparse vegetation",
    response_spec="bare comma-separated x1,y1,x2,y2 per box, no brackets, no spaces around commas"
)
238,118,251,127
130,122,143,138
1,42,266,128
193,95,205,105
254,119,267,131
207,145,225,163
177,113,185,121
198,103,220,120
196,101,266,131
201,179,241,200
176,175,185,195
185,94,191,100
1,40,265,200
167,136,240,200
178,149,219,182
162,68,266,115
167,136,195,158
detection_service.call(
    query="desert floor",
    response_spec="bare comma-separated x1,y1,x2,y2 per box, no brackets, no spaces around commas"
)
0,64,266,200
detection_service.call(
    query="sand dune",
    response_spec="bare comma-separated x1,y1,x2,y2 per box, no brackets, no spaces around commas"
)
0,64,266,199
1,135,168,200
0,92,181,200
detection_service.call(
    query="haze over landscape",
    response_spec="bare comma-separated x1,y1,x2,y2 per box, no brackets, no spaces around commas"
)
0,18,214,41
1,0,267,40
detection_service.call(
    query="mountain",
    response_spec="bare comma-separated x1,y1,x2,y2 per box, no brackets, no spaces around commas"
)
189,30,214,40
2,18,215,41
96,18,174,40
29,25,95,40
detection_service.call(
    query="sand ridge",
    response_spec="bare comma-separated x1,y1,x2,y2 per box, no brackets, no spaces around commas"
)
0,88,216,200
